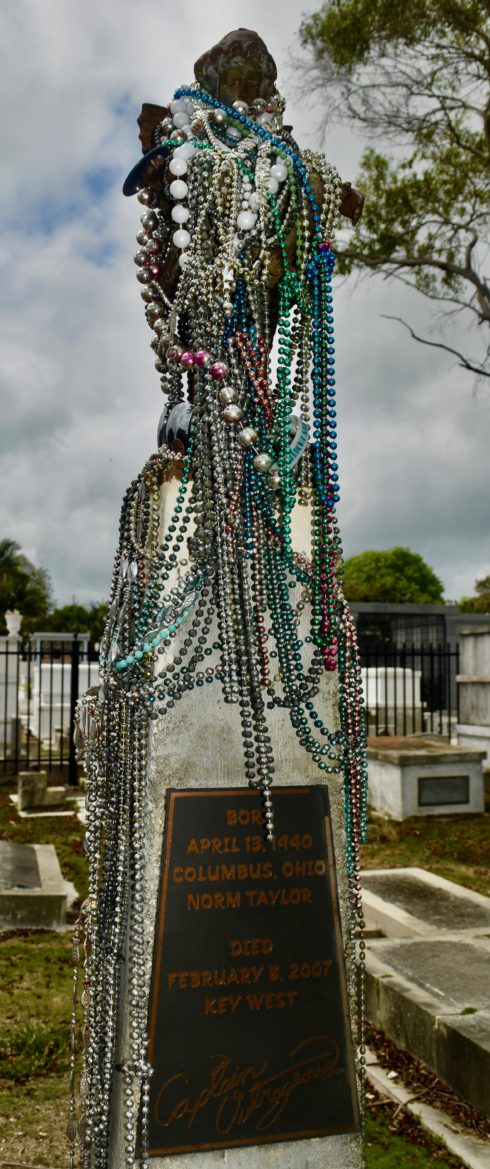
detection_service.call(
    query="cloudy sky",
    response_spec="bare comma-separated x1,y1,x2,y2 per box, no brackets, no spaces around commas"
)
1,0,488,609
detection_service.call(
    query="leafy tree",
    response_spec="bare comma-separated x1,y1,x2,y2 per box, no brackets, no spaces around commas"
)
342,546,445,603
459,574,490,612
299,0,490,377
0,538,52,633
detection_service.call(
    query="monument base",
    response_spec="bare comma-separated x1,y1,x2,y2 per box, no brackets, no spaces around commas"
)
108,684,363,1168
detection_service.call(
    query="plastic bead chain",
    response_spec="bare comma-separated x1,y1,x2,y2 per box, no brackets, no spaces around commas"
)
70,77,368,1169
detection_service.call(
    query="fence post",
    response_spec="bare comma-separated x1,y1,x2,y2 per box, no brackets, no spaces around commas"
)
68,634,80,787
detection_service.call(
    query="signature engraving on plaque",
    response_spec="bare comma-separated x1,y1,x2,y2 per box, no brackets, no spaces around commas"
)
154,1035,341,1135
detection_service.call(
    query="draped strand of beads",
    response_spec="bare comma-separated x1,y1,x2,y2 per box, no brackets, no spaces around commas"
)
69,81,368,1169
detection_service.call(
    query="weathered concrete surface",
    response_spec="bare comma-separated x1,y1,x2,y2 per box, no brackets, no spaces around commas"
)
457,628,490,765
457,724,490,764
109,688,362,1168
17,771,68,811
367,738,485,819
458,627,490,676
363,866,490,937
108,689,363,1168
0,842,66,929
365,935,490,1117
458,679,490,726
108,485,363,1169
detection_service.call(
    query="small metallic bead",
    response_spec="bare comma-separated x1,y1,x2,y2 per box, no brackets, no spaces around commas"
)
145,301,163,322
140,210,158,230
137,188,155,206
146,237,161,254
191,115,206,134
211,109,228,127
166,344,184,364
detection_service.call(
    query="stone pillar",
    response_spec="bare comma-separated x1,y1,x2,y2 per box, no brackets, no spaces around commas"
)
0,611,22,756
108,483,363,1169
457,628,490,764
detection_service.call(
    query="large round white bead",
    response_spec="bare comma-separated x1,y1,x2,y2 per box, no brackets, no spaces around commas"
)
270,162,287,183
178,252,190,268
248,192,260,211
172,112,189,129
173,143,195,160
169,179,188,200
172,228,191,249
171,204,190,223
170,99,185,114
169,156,188,177
237,210,257,231
268,176,279,195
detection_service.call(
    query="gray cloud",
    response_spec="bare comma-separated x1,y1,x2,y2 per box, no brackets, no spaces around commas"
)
0,0,488,610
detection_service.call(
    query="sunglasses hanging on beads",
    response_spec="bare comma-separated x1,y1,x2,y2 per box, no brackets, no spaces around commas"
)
70,33,368,1169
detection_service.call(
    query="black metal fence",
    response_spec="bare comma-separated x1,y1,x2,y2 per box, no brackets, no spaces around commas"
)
361,643,460,739
0,638,460,783
0,635,97,784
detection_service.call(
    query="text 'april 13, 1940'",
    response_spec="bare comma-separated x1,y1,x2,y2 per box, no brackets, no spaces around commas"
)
147,786,360,1155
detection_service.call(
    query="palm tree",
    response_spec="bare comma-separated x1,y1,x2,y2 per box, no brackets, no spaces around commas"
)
0,539,25,609
0,539,52,631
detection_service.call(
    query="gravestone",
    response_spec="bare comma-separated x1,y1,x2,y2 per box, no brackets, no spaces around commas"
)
365,934,490,1118
72,29,367,1169
457,626,490,764
0,842,66,929
17,770,68,811
367,737,485,818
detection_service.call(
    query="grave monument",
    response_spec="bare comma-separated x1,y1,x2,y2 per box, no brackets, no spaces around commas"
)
71,30,368,1169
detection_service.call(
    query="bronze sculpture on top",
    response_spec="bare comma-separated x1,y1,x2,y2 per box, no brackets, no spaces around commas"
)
71,28,368,1169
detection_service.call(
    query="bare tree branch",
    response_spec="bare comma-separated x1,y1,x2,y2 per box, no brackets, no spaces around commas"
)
380,314,490,376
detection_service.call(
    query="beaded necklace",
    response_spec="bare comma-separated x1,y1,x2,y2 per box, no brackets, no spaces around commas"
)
70,81,368,1169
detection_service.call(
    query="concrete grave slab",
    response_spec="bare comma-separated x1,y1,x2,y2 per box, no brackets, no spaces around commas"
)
0,842,66,929
367,737,485,818
365,934,490,1117
363,866,490,938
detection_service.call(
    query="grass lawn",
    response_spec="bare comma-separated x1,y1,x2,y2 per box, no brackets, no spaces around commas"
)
361,810,490,895
0,932,72,1168
0,775,487,1165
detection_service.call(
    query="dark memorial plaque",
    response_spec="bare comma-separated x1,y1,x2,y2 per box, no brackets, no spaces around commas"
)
147,786,360,1155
